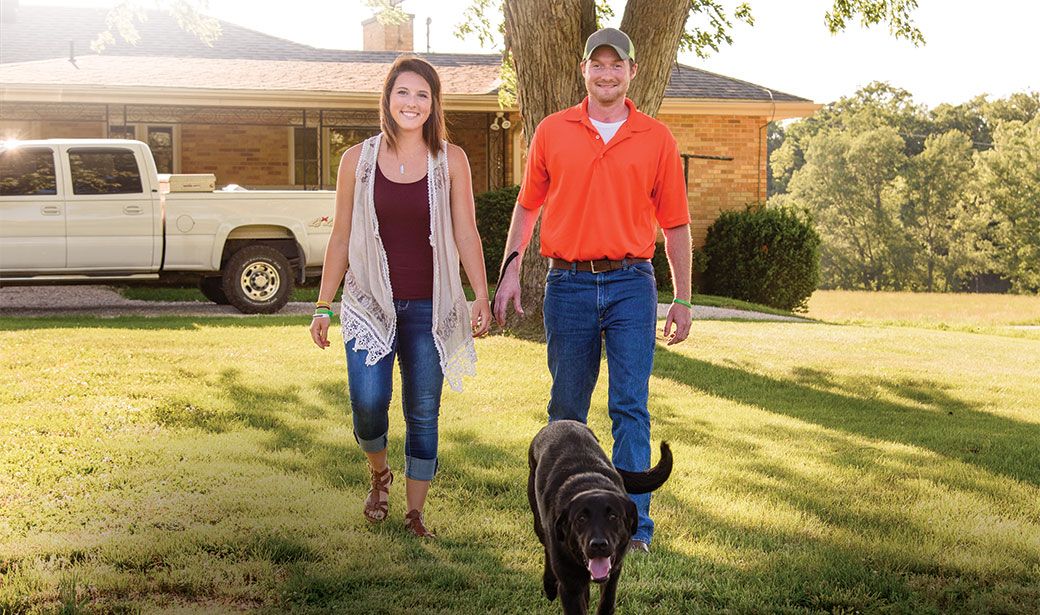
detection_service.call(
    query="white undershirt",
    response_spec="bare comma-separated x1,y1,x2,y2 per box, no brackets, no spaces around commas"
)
590,118,626,144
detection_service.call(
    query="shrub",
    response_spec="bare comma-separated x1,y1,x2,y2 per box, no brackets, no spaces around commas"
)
650,242,703,295
474,185,520,282
702,205,820,311
651,242,673,293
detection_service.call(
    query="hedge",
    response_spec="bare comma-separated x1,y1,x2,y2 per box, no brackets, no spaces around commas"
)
701,205,820,311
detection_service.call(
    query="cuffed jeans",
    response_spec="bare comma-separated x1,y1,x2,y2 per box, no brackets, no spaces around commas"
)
345,298,442,481
543,260,658,544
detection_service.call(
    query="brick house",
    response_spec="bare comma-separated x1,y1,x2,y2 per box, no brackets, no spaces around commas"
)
0,3,818,247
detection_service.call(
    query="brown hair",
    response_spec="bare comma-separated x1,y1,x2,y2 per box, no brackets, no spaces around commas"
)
380,55,448,157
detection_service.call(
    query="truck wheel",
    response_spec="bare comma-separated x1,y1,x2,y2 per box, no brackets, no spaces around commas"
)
222,245,294,314
199,276,230,305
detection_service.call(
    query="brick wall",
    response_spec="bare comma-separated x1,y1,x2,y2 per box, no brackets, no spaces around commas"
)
658,113,767,247
447,112,488,195
180,124,290,188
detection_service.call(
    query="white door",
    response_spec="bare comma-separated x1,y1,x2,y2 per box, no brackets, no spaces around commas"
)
64,146,156,270
0,145,66,272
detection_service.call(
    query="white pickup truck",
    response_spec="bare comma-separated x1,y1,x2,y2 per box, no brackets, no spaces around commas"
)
0,139,336,313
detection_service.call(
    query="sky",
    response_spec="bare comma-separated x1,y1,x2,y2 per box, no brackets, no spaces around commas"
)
23,0,1040,109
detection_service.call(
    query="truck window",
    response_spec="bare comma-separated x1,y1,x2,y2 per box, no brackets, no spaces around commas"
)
0,147,58,196
68,148,143,195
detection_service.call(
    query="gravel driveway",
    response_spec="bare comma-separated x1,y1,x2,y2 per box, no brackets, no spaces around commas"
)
0,285,808,322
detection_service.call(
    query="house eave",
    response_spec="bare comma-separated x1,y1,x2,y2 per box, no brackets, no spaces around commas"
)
658,98,821,120
2,84,819,119
0,84,507,112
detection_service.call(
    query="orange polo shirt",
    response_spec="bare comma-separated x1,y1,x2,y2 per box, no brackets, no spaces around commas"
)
518,97,690,261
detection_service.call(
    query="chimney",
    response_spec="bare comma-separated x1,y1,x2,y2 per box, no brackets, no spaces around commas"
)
362,12,414,52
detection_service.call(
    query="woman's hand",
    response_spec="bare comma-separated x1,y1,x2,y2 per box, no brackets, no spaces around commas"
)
310,315,331,349
471,297,491,338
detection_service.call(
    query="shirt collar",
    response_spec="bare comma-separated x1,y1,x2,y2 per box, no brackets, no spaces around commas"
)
563,97,652,132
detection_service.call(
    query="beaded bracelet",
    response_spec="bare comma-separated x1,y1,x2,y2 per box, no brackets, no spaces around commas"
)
672,298,694,309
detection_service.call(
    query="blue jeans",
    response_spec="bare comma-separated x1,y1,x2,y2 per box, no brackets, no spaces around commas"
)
543,260,658,544
345,298,443,481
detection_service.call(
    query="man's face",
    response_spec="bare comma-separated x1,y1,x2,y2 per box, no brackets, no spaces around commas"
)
581,46,637,106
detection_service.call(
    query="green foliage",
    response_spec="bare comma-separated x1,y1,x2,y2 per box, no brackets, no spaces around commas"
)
976,116,1040,293
784,126,911,290
702,205,821,311
679,1,754,59
474,184,520,281
900,130,985,291
771,85,1039,293
92,1,221,53
825,0,925,45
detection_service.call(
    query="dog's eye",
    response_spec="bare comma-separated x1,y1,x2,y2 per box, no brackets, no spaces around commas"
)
608,512,618,521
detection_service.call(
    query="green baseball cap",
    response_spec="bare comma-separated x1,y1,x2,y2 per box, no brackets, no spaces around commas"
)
582,27,635,61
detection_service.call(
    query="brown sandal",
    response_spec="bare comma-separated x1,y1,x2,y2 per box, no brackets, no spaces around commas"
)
363,465,393,523
404,509,436,538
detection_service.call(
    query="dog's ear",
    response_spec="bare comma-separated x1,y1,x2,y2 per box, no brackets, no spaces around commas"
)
624,498,639,536
554,508,570,543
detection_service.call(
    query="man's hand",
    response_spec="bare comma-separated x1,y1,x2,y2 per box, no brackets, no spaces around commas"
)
492,265,524,326
661,303,692,345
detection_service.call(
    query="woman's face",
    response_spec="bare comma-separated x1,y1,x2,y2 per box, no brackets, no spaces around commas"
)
389,71,433,132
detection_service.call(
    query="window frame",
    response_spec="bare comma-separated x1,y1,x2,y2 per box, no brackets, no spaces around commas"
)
0,146,62,199
67,147,146,196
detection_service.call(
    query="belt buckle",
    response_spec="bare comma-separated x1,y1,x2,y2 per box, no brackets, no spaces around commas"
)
590,259,604,273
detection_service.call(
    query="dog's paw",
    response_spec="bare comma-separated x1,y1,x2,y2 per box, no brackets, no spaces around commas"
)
543,573,558,601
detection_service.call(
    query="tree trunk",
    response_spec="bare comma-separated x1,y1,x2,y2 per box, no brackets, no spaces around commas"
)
620,0,691,117
503,0,594,333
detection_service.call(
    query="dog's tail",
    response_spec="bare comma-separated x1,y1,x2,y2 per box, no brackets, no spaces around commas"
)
617,442,672,494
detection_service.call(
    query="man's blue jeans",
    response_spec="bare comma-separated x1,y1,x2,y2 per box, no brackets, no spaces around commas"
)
344,298,442,481
543,260,658,544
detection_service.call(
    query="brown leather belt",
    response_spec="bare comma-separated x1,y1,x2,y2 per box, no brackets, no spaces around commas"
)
549,257,650,273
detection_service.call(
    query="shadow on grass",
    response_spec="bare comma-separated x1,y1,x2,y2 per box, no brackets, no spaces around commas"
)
653,347,1040,486
141,368,548,611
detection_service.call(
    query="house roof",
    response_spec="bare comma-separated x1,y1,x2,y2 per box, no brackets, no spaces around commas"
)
0,55,502,96
0,4,810,105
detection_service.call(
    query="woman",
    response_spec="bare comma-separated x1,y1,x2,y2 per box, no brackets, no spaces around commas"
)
309,55,490,538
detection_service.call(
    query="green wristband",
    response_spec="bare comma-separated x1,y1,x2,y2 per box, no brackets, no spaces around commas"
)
313,308,334,317
673,298,693,309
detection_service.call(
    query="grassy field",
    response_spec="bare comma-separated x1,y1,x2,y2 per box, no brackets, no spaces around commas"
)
116,284,798,318
2,313,1039,613
807,290,1040,327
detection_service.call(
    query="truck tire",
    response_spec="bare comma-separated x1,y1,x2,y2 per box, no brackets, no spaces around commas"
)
222,245,294,314
199,276,230,305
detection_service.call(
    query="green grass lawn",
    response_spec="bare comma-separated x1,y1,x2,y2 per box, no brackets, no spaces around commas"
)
2,315,1039,613
116,284,798,318
808,290,1040,327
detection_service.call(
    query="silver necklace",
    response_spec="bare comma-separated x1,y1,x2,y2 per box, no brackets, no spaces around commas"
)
394,146,426,175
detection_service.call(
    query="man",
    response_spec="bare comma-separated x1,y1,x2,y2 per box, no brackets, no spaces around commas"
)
493,27,692,552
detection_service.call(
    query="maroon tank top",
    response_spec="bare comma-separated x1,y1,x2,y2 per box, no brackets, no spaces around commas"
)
373,163,434,300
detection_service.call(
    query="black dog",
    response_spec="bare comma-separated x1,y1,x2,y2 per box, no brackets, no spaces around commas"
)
528,420,673,615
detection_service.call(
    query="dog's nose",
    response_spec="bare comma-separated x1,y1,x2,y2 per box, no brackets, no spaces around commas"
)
588,538,610,554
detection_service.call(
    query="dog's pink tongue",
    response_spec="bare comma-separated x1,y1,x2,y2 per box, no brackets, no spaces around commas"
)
588,557,611,580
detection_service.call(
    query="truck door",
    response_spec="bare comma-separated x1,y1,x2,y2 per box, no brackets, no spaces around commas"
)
0,145,66,272
64,146,155,271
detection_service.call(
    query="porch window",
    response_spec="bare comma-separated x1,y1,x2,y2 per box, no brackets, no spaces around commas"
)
293,127,319,187
148,126,174,174
326,127,379,186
